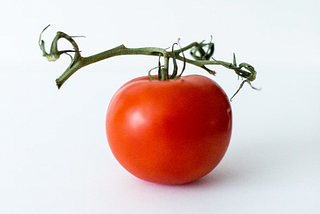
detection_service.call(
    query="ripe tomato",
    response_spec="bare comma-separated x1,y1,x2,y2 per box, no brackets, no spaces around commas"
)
106,74,232,185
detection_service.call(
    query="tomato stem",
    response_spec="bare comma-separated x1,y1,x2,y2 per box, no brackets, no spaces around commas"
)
39,25,258,99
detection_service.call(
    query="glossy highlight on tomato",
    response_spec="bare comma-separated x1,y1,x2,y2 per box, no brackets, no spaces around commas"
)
106,75,232,185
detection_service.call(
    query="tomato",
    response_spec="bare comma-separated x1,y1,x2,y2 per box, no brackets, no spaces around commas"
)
106,74,232,185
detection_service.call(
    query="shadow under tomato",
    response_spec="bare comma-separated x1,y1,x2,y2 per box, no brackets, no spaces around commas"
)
130,167,238,189
182,170,237,188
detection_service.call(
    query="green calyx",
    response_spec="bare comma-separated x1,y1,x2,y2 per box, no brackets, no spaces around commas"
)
148,40,187,81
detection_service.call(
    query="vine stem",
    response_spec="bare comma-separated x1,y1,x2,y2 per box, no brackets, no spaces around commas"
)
57,45,170,88
39,25,258,100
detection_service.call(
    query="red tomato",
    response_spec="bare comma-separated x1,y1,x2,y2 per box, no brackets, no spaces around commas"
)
106,74,232,185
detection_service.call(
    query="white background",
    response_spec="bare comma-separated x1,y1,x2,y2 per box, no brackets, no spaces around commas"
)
1,0,320,213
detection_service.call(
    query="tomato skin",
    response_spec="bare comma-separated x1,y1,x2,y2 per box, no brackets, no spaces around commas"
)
106,75,232,185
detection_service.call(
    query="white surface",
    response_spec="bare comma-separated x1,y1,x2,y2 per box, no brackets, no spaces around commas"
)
1,0,320,213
